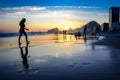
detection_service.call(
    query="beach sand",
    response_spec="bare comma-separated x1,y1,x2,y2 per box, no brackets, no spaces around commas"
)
0,34,78,50
0,33,120,80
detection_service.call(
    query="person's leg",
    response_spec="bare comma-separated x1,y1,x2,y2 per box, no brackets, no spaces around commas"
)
84,32,86,38
23,31,29,43
18,32,22,44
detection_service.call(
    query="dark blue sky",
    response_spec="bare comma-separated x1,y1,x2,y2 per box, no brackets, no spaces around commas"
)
0,0,120,8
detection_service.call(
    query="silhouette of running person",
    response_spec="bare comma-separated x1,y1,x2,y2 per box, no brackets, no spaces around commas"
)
18,18,29,44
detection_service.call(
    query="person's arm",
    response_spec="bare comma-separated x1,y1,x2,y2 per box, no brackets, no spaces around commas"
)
24,28,29,31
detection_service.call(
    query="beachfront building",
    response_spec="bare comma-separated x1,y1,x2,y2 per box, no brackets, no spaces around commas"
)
109,7,120,31
102,23,109,32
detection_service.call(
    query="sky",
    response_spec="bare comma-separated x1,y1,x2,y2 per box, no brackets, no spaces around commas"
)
0,0,120,32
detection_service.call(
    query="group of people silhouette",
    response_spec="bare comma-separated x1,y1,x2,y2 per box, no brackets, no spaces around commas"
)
74,25,101,39
75,31,81,39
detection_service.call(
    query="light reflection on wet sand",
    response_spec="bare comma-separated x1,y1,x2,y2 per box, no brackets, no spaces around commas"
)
0,34,86,49
0,34,119,80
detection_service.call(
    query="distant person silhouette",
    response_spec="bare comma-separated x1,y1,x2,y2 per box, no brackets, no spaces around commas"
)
95,26,101,37
63,30,67,35
78,31,81,38
75,32,78,39
75,31,81,39
19,43,29,69
18,18,29,44
83,25,87,38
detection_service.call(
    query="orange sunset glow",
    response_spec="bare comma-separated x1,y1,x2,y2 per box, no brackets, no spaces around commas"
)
0,6,108,33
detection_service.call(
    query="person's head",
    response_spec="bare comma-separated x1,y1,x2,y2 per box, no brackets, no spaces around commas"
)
22,18,26,22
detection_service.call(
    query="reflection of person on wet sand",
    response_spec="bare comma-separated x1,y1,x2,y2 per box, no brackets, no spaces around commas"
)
63,34,67,41
83,25,87,38
84,37,87,43
19,43,29,69
18,18,29,45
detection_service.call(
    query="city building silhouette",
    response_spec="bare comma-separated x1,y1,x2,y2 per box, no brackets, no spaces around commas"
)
109,7,120,31
102,23,109,31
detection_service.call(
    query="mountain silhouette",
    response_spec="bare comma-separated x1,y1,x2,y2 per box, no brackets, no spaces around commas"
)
47,28,59,34
74,21,101,33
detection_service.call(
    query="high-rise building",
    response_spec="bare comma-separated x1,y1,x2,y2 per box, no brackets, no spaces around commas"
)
109,7,120,30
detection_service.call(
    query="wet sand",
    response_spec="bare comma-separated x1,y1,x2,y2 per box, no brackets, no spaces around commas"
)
0,34,78,50
0,33,120,80
93,32,120,49
0,34,59,50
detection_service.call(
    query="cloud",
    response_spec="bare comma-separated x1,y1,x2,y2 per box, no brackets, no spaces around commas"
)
97,13,108,16
0,6,107,24
77,6,99,8
2,6,46,11
46,6,99,9
13,12,27,15
1,6,98,11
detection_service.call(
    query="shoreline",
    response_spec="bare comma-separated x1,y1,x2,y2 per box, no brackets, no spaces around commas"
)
0,34,97,50
1,31,120,50
0,34,58,50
